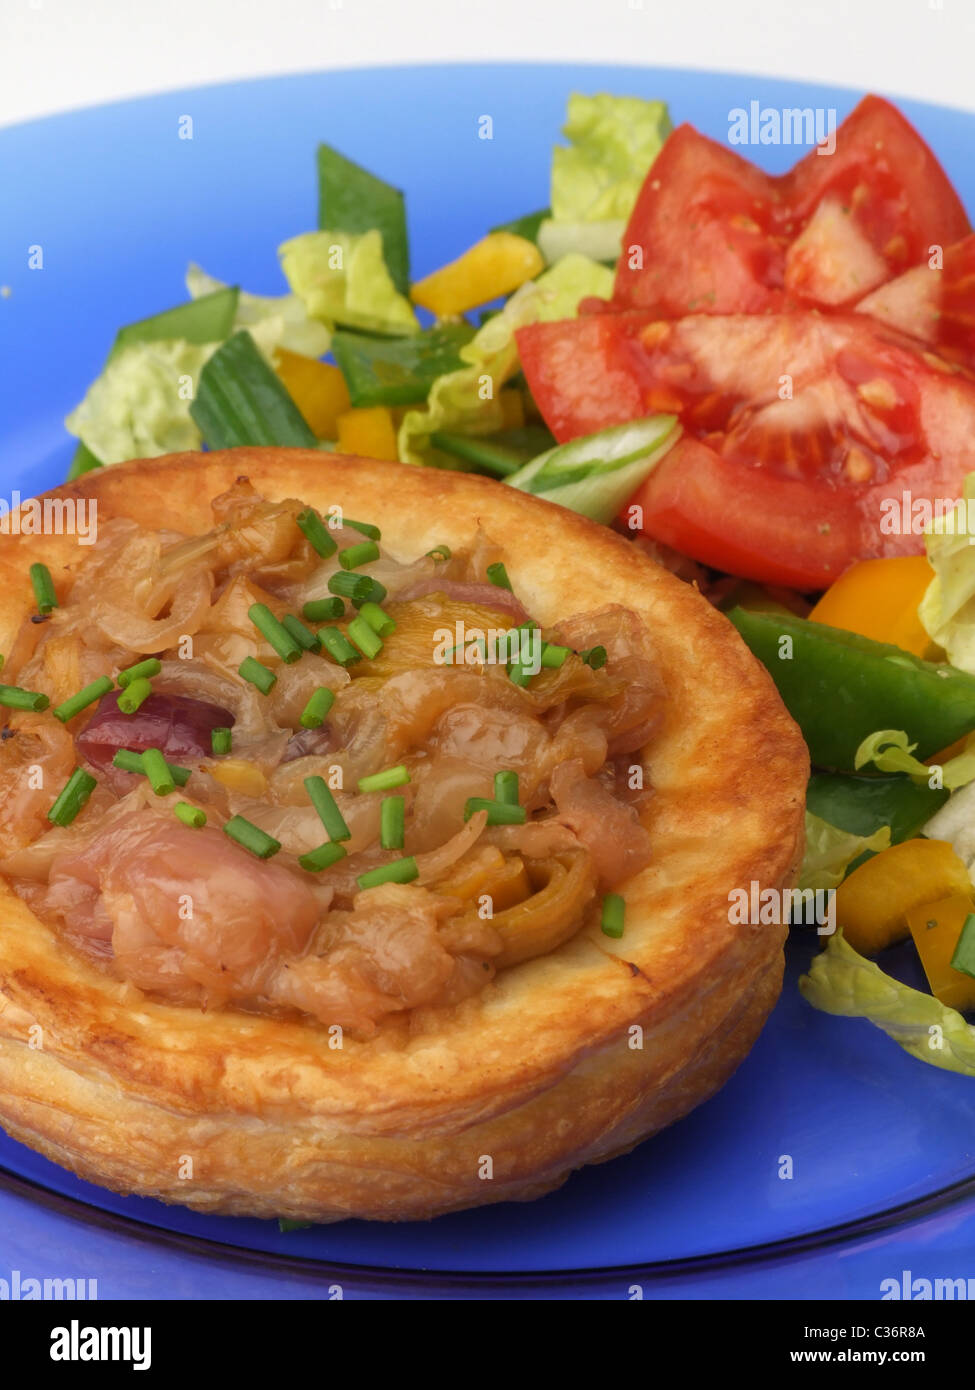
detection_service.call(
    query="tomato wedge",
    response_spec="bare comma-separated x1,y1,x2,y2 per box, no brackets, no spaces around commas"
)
516,311,975,588
613,95,969,318
857,234,975,371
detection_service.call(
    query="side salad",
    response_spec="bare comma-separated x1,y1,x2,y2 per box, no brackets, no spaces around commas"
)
62,90,975,1076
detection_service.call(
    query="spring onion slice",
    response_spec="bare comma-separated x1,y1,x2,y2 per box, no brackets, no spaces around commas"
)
320,627,361,666
317,144,410,295
223,814,281,859
0,685,49,712
493,770,519,805
118,658,161,688
281,614,322,653
113,749,191,786
249,603,303,664
339,541,380,571
303,596,346,622
190,330,317,449
300,687,335,729
304,775,351,842
487,562,512,591
175,801,207,829
356,856,418,890
342,518,382,541
464,797,526,826
238,656,277,693
47,768,97,827
142,747,175,796
359,602,395,638
580,645,608,670
296,507,338,558
601,893,626,939
380,795,406,850
53,675,114,724
30,563,58,614
299,841,347,873
347,616,383,659
211,727,232,755
358,765,410,794
117,676,153,714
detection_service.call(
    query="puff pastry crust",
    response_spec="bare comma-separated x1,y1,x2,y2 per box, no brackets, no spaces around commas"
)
0,449,807,1221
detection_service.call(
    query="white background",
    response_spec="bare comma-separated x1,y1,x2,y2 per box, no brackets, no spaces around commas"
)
1,0,974,129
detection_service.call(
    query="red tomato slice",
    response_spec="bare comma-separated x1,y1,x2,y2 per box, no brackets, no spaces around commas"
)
857,234,975,370
614,95,969,318
516,311,975,588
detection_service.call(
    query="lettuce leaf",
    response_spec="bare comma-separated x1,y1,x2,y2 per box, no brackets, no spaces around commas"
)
278,230,418,336
185,264,331,359
397,253,614,466
922,781,975,871
798,812,892,892
854,728,975,791
800,931,975,1076
919,473,975,671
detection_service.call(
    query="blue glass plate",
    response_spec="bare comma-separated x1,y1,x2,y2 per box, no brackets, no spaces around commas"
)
2,63,974,1295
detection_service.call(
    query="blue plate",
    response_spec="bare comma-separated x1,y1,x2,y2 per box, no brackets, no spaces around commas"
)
2,63,975,1297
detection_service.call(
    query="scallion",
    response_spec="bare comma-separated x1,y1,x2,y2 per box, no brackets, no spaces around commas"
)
52,675,114,724
238,656,277,693
299,841,348,873
117,676,153,714
281,614,322,653
118,658,161,688
486,561,512,591
302,596,345,622
358,765,410,794
463,798,526,826
580,646,608,670
493,770,519,805
358,602,395,638
541,643,570,669
47,768,97,827
0,685,49,712
249,603,303,664
601,893,626,939
300,687,335,729
296,508,338,558
347,616,383,659
339,541,380,571
342,518,381,541
356,856,418,890
211,727,232,755
223,814,281,859
175,801,207,829
319,627,361,667
142,747,175,796
380,795,405,850
304,775,351,842
29,563,58,614
113,749,191,786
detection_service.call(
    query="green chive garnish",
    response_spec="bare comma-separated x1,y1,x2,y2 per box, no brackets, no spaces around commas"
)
356,856,418,890
486,562,512,590
297,507,338,558
426,545,451,561
47,768,97,827
581,646,608,670
300,687,335,729
30,562,58,614
304,775,351,842
339,541,380,570
117,658,161,688
281,614,321,653
358,765,410,794
211,727,232,755
0,685,49,712
143,747,175,796
113,748,192,786
601,893,625,939
463,798,526,826
343,518,381,541
320,627,361,666
494,770,519,805
507,663,533,687
53,675,114,723
239,656,277,693
359,602,396,638
327,572,387,607
347,616,383,659
298,841,348,873
541,643,570,669
380,795,405,850
175,801,207,829
249,604,303,664
117,676,153,714
223,814,281,859
302,596,345,622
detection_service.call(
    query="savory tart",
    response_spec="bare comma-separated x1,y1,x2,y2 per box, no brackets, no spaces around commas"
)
0,449,806,1221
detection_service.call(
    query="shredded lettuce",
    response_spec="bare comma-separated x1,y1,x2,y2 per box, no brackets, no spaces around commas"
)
278,230,418,336
854,728,975,791
397,253,613,466
919,473,975,671
800,931,975,1076
799,812,892,892
186,264,331,359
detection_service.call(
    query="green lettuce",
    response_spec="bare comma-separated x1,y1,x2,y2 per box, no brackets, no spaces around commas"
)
798,812,892,892
278,230,418,336
185,264,331,359
854,728,975,791
919,472,975,670
397,253,613,466
800,931,975,1076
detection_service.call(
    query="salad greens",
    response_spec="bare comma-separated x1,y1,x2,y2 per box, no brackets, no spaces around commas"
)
279,230,419,336
798,815,891,893
919,473,975,672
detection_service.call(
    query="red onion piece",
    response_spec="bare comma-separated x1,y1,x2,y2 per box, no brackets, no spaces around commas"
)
76,691,236,769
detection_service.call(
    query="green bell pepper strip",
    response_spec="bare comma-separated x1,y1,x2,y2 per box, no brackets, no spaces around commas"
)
317,144,409,295
331,322,475,408
429,426,557,478
806,772,949,845
728,608,975,771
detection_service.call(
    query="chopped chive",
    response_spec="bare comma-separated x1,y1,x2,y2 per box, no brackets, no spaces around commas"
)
380,795,405,850
541,643,570,669
29,563,58,614
356,856,418,890
426,545,451,561
53,675,114,723
296,507,338,558
249,603,303,664
486,561,512,591
327,571,373,602
239,656,277,693
580,645,608,670
359,602,395,638
304,775,351,841
142,746,175,796
347,616,383,659
47,768,97,827
223,814,281,859
343,518,381,541
118,657,161,688
299,841,348,873
282,614,322,653
319,627,361,666
463,797,526,826
507,662,533,687
493,770,519,805
117,676,153,714
950,912,975,979
302,596,345,622
211,727,233,755
300,687,335,729
338,541,381,570
112,749,192,786
358,764,410,794
175,801,207,828
601,893,626,939
0,685,49,712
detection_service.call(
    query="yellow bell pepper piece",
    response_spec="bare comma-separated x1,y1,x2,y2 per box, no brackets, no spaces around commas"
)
273,350,350,439
835,837,972,955
209,759,268,797
809,555,935,658
410,233,544,316
906,893,975,1011
335,406,399,460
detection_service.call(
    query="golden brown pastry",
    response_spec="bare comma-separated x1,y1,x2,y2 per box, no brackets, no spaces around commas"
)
0,449,806,1221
